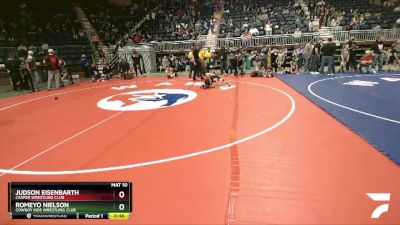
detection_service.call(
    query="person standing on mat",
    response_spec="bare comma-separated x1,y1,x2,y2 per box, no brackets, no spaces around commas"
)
26,51,40,91
188,50,195,78
192,46,202,80
204,47,212,72
228,49,236,74
119,58,131,80
5,55,23,91
276,49,286,74
372,37,384,72
219,47,228,75
319,38,336,75
132,51,145,76
310,39,321,74
271,47,279,72
44,49,60,90
347,39,359,72
20,59,35,92
339,44,350,73
303,40,313,73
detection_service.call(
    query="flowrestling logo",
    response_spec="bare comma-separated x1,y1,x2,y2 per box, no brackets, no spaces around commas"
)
367,193,391,219
97,89,197,111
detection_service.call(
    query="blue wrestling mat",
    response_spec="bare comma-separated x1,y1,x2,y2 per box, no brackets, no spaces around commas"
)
277,72,400,164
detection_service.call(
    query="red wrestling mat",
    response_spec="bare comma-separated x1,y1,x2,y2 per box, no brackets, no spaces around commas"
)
0,76,399,224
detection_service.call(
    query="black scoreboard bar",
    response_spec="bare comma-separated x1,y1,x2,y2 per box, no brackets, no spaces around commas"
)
8,182,132,220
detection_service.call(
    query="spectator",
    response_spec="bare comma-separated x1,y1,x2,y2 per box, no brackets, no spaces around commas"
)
183,55,190,72
267,48,272,69
192,46,203,80
228,50,236,74
318,4,327,28
204,48,212,72
350,16,360,30
235,52,245,76
162,56,170,71
386,44,399,71
5,55,23,91
169,54,179,74
28,44,36,53
59,58,68,87
17,43,28,57
330,17,337,27
372,37,384,71
271,47,279,72
187,50,196,78
394,40,400,53
245,50,252,70
133,33,142,43
383,48,391,69
310,39,322,73
251,55,263,77
132,51,145,76
249,26,259,36
276,49,286,74
219,47,228,75
44,49,61,90
25,51,40,91
80,55,91,77
340,44,350,72
319,38,336,75
345,39,357,72
293,28,302,38
360,50,376,74
260,45,268,70
303,41,314,72
242,21,249,30
119,59,130,79
103,64,112,79
92,32,100,50
294,44,304,70
19,56,35,92
264,21,272,35
89,64,102,82
241,31,252,46
290,60,299,74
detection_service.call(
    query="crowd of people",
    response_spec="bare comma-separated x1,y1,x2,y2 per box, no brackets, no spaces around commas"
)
4,49,71,92
115,51,146,80
220,0,310,37
1,0,400,94
139,0,221,41
84,0,219,50
82,0,156,48
76,0,400,54
0,0,87,47
308,0,399,30
4,36,398,93
154,37,399,80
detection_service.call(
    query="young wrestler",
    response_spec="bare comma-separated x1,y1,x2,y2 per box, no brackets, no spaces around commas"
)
166,66,177,78
201,72,231,89
264,66,274,78
289,61,298,74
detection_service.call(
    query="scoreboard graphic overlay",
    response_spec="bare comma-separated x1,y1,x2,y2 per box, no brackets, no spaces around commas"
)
8,182,132,220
